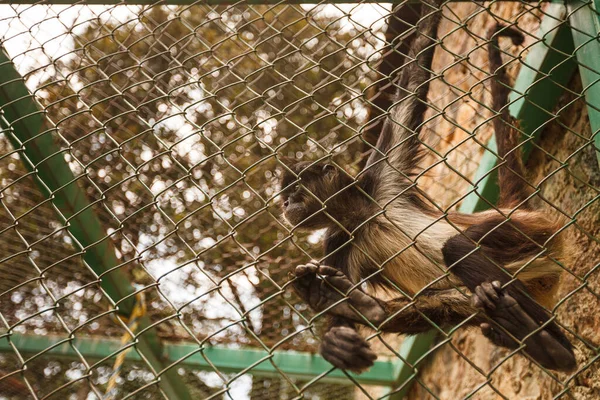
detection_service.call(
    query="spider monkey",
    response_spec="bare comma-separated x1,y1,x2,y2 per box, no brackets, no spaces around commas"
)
279,4,576,374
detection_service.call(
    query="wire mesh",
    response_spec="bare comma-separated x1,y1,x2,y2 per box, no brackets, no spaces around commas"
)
0,1,598,399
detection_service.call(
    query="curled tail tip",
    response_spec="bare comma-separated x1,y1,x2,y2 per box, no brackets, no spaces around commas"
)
488,23,525,46
509,30,525,46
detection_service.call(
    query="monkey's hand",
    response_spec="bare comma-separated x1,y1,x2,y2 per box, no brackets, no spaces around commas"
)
320,325,377,373
291,262,386,325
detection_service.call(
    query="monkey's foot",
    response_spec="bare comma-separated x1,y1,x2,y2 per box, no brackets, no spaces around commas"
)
291,262,386,325
473,281,576,372
320,326,377,373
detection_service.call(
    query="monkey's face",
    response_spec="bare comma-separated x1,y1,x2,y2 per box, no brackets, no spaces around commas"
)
279,161,349,230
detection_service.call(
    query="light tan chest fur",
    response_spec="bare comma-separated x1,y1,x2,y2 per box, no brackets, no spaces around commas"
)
346,206,463,295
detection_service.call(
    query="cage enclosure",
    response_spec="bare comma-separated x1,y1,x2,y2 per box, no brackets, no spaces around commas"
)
0,0,599,399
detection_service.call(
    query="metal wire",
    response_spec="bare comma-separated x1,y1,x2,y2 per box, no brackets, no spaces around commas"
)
0,1,599,399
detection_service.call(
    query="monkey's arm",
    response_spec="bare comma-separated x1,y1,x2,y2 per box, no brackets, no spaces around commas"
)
292,262,479,333
362,4,441,201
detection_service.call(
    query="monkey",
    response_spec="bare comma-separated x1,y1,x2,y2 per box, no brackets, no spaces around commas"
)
278,4,577,374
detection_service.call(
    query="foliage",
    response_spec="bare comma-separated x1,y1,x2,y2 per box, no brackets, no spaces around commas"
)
0,4,386,397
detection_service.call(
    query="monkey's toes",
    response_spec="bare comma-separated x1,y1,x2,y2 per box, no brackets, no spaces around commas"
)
472,281,503,311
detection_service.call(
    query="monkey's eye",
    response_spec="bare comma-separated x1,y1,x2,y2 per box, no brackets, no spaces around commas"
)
322,164,335,174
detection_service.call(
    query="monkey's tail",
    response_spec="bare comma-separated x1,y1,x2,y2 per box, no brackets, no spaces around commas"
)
487,24,531,209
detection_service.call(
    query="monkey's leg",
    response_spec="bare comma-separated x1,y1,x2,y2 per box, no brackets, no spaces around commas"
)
379,287,480,334
292,262,480,333
473,281,577,372
443,233,577,372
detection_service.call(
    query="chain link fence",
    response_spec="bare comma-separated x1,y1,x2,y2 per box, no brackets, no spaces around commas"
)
0,0,598,399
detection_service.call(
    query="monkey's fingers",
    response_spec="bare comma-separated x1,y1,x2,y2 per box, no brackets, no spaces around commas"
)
291,268,323,307
316,265,360,294
317,265,345,277
320,327,376,373
295,262,319,277
317,266,359,299
292,263,320,294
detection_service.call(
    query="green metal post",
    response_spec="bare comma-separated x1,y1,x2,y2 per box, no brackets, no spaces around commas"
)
0,49,135,315
0,47,192,400
387,4,576,399
567,0,600,166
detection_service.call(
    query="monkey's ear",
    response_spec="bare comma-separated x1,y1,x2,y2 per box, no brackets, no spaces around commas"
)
277,157,299,176
278,156,295,168
322,164,336,174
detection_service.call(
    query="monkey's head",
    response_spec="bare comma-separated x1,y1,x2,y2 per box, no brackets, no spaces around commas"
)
279,159,354,230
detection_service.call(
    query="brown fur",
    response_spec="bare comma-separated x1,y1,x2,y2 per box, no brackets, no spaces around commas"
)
280,11,570,316
280,10,575,369
380,287,478,334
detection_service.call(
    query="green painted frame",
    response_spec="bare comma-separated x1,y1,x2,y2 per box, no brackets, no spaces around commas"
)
567,0,600,165
0,333,398,386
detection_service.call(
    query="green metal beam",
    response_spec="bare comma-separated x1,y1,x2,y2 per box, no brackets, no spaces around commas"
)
388,5,577,399
567,0,600,166
0,48,192,400
0,333,397,386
